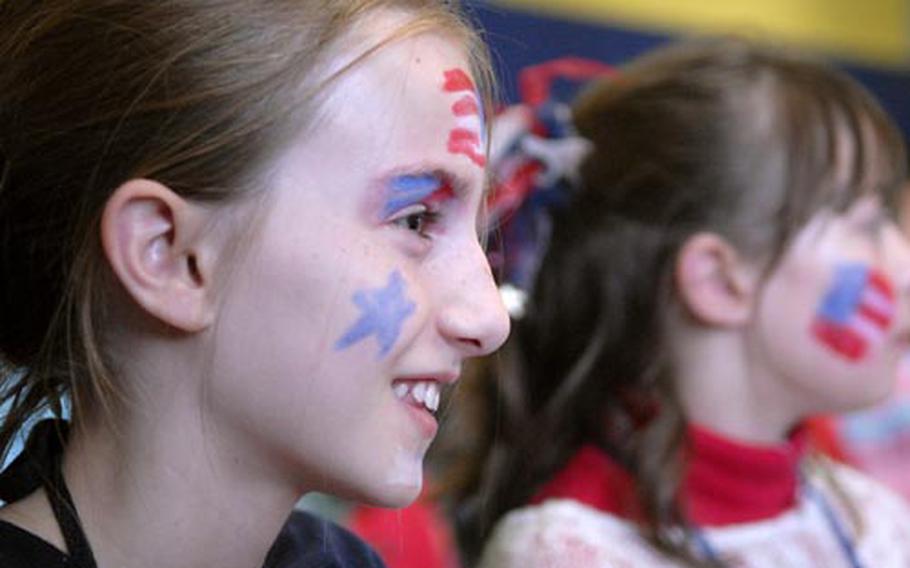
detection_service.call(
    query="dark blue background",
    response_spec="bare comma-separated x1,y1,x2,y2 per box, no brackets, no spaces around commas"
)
466,1,910,144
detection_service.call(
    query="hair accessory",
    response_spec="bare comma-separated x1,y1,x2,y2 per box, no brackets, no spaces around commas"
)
486,58,613,309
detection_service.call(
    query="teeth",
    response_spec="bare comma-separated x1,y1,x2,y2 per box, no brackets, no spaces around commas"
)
413,382,428,405
393,382,409,399
426,383,440,412
393,380,442,413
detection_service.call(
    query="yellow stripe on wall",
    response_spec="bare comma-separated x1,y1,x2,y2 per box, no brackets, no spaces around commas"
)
491,0,910,69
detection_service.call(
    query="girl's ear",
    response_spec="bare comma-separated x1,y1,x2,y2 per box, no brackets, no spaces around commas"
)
675,232,758,327
100,179,219,332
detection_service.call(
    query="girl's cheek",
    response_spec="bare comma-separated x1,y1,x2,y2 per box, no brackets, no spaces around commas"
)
810,262,896,362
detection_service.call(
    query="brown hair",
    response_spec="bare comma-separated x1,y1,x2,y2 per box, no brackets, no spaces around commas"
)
452,38,907,565
0,1,493,464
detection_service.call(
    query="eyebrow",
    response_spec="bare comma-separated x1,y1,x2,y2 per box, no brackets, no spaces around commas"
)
373,165,478,216
384,173,445,217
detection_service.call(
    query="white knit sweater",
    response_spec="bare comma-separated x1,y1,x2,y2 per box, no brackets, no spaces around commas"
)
479,464,910,568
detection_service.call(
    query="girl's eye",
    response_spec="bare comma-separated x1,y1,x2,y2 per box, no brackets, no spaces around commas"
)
390,205,440,238
848,198,889,237
860,213,889,238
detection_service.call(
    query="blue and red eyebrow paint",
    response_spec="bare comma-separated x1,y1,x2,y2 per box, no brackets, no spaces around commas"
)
383,173,452,218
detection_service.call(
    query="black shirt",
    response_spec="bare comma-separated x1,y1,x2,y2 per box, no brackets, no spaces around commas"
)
0,510,386,568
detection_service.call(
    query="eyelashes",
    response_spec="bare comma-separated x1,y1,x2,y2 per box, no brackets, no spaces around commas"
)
390,205,442,238
383,172,458,238
857,211,893,245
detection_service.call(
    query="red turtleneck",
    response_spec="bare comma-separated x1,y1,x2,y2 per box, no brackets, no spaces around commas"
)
530,424,808,526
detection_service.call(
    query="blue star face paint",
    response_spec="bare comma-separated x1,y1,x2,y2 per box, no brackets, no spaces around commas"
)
383,173,451,218
334,270,416,359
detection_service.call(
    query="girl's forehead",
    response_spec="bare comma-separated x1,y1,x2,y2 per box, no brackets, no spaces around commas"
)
257,30,485,215
327,9,470,88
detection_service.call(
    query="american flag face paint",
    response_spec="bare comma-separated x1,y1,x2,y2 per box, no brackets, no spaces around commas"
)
383,173,453,218
443,68,486,168
811,263,896,362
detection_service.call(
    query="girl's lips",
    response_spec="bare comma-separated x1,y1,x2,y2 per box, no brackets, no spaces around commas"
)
393,378,442,439
403,399,438,439
391,371,459,438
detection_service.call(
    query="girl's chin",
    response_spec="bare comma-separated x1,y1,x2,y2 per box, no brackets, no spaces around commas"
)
348,474,424,509
324,449,427,507
369,480,424,508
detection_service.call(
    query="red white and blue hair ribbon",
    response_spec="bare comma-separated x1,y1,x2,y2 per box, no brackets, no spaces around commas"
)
485,58,613,311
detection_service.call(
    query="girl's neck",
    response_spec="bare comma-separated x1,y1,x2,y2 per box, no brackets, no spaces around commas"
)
61,398,300,568
674,325,805,444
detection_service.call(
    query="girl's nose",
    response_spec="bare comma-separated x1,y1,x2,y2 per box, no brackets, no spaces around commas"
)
436,241,511,357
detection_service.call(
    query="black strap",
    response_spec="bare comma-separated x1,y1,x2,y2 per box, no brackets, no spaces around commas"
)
45,443,97,568
0,420,97,568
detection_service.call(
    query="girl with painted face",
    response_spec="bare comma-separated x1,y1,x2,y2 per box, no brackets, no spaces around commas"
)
455,39,910,567
0,2,509,568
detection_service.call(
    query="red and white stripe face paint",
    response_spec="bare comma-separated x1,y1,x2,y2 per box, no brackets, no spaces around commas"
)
442,68,486,168
811,263,897,362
